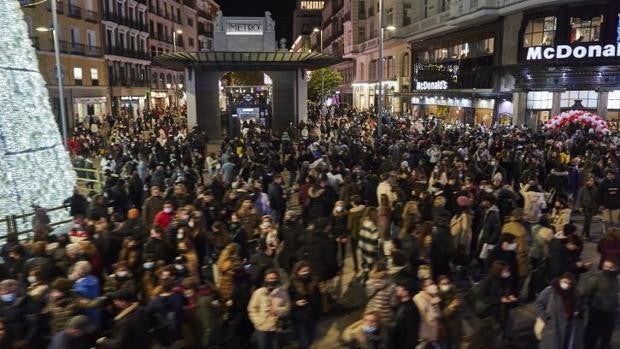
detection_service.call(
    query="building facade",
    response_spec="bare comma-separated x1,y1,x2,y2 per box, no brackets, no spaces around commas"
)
101,0,150,116
23,0,110,127
293,0,325,40
196,0,219,52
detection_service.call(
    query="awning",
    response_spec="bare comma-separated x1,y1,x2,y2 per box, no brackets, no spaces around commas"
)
153,51,342,71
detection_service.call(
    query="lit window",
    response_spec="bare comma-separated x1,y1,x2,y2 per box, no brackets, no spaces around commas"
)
90,68,99,86
560,90,598,109
609,90,620,109
526,91,553,110
523,16,556,47
73,67,83,85
570,15,603,43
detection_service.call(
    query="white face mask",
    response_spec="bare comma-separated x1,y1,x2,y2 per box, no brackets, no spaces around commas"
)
116,271,129,278
506,243,517,251
439,284,451,293
164,207,173,214
559,281,571,290
27,276,37,284
188,220,195,228
177,233,184,240
501,271,511,279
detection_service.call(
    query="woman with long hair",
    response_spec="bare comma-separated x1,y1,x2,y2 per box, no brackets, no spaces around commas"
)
377,194,392,241
289,261,322,349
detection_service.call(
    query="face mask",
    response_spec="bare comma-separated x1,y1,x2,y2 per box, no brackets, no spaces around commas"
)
425,284,438,295
603,270,618,278
0,293,16,303
559,281,571,290
336,206,344,213
265,281,279,290
164,207,173,214
27,276,37,284
182,215,190,221
506,243,517,251
439,284,452,293
143,262,154,270
501,271,511,279
298,272,311,280
177,233,184,240
362,325,378,334
116,271,129,278
174,264,184,271
188,220,195,228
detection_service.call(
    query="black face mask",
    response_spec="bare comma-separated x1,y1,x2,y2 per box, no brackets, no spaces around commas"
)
603,270,618,278
265,281,279,290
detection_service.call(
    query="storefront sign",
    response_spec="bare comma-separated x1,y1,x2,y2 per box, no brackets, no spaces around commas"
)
226,21,263,36
151,92,168,99
526,43,620,60
73,97,107,104
120,96,144,101
415,80,449,90
242,94,253,102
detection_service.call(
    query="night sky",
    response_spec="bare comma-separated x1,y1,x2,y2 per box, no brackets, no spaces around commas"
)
219,0,297,44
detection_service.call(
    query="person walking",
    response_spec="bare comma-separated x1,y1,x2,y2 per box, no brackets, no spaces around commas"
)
359,207,380,279
599,170,620,233
577,176,598,239
247,269,291,349
388,281,420,349
582,258,618,349
288,261,322,349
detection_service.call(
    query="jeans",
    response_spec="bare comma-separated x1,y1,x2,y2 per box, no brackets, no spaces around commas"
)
294,322,317,349
255,331,280,349
582,213,593,238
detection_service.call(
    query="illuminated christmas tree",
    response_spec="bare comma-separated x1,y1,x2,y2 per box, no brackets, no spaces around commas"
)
0,1,75,217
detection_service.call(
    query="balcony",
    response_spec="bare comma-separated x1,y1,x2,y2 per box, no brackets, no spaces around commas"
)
198,26,212,37
106,46,150,60
198,9,213,21
51,40,102,57
67,4,81,19
84,9,98,22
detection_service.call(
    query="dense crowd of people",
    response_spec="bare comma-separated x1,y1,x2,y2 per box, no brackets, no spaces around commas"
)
0,105,618,349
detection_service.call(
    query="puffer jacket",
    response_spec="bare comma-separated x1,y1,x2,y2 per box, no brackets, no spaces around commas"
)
247,286,291,332
364,270,397,326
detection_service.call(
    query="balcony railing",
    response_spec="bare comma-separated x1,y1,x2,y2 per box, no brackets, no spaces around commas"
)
106,46,150,60
52,40,102,57
198,9,213,21
103,12,148,32
84,9,98,22
67,4,81,19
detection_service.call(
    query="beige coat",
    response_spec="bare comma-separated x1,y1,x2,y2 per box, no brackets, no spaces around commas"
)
551,208,571,234
502,219,530,277
247,286,291,332
413,291,442,342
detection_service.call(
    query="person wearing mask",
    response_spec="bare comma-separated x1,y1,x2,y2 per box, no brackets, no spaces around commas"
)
534,273,585,349
0,279,27,346
471,261,518,337
577,176,598,239
359,207,380,280
430,212,454,279
582,258,619,349
342,311,389,349
96,289,149,348
48,315,91,349
476,194,501,263
501,208,530,281
247,269,291,349
597,227,620,270
268,174,286,224
599,170,620,233
551,199,572,237
413,278,443,346
216,243,243,310
438,275,463,349
144,225,175,264
147,277,185,348
153,201,175,231
288,261,322,349
388,281,420,349
331,200,349,270
486,233,519,291
529,214,554,269
278,211,303,273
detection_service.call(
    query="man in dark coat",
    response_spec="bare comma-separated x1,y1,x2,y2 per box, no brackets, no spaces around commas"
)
64,188,89,217
389,282,420,349
48,315,91,349
297,219,338,283
267,174,286,224
142,186,165,228
96,289,149,349
278,211,304,273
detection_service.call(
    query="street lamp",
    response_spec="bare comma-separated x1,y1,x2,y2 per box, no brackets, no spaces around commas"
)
172,29,183,52
313,27,324,106
35,1,68,149
377,0,396,138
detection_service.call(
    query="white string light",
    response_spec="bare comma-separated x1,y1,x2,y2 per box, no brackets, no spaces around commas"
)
0,1,76,216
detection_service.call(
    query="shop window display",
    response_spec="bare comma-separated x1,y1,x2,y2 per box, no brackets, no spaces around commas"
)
523,16,556,47
608,91,620,130
527,91,553,126
570,15,603,43
560,90,598,109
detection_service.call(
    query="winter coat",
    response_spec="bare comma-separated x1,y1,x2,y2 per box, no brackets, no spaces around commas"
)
501,219,530,277
359,219,380,269
100,303,149,349
267,182,286,212
147,293,185,345
144,237,175,263
365,270,398,326
577,185,599,215
582,270,618,313
217,256,242,301
247,286,291,332
307,187,327,223
43,294,102,334
288,280,322,325
551,208,571,234
521,186,547,223
377,180,397,206
535,285,585,349
331,211,348,238
529,225,554,261
430,226,454,278
548,239,588,280
450,211,473,256
599,178,620,209
413,291,442,342
439,288,463,345
388,300,420,349
72,275,101,327
278,219,303,273
48,331,90,349
477,206,501,251
297,231,338,282
347,205,367,240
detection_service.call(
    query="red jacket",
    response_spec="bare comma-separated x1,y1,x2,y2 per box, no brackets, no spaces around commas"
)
153,211,173,230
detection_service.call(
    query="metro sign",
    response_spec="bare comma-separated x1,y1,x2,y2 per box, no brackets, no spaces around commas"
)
226,21,264,36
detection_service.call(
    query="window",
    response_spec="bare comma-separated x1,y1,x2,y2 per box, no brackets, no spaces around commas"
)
610,90,620,109
87,30,96,48
359,62,365,80
73,67,83,85
358,26,365,42
401,53,410,77
523,16,556,47
90,68,99,86
404,3,412,26
561,90,598,109
570,15,603,43
369,59,377,81
300,1,324,10
526,91,553,110
188,38,194,47
187,17,193,27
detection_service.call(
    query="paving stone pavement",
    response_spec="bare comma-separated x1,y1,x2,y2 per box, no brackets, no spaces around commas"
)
306,215,620,349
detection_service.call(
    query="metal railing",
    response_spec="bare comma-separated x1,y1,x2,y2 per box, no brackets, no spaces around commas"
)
84,9,98,22
74,166,104,193
67,3,81,19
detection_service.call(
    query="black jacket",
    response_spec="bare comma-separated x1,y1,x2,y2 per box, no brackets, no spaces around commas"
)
101,303,149,349
297,231,338,282
388,300,420,349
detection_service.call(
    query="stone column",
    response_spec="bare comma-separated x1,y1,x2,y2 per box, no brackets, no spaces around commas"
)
267,70,298,133
551,91,561,118
513,91,527,126
189,69,221,140
598,90,609,119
